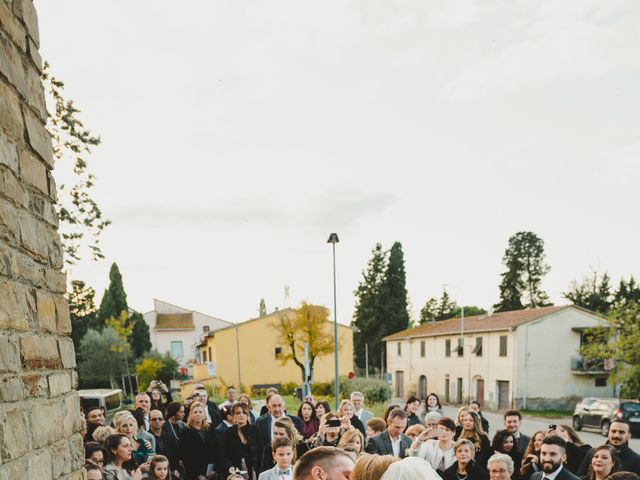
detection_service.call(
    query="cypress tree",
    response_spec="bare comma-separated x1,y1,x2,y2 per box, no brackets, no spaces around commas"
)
352,243,387,372
382,242,410,333
98,263,128,324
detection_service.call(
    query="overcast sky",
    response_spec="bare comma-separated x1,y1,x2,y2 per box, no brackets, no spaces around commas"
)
36,1,640,324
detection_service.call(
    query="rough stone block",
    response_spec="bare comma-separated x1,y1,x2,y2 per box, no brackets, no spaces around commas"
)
27,38,41,73
13,0,38,47
57,338,76,369
13,250,45,287
36,290,56,332
0,201,19,246
54,296,71,334
22,105,53,167
48,372,71,397
0,335,20,373
19,150,48,194
0,131,18,173
0,167,29,207
20,334,60,369
0,2,25,50
0,406,29,460
0,32,26,95
51,441,71,478
18,211,48,260
21,373,47,397
0,241,11,276
0,457,29,480
62,393,80,437
44,268,66,293
48,232,63,270
0,279,31,331
30,401,60,448
28,450,52,480
68,434,84,472
0,82,23,139
71,370,78,389
24,64,46,121
0,376,22,402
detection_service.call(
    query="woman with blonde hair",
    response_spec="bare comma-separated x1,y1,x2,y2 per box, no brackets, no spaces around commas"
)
338,399,367,438
178,401,218,480
114,412,154,471
456,411,490,468
519,430,544,480
381,457,442,480
338,429,365,457
351,454,399,480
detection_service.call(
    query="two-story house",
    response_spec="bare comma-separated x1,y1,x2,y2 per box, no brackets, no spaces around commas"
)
383,305,612,410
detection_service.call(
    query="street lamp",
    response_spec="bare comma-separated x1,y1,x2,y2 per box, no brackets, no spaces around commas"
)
327,233,339,410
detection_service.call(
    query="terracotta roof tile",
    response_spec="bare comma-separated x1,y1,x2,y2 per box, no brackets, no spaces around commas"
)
383,305,570,341
156,313,195,330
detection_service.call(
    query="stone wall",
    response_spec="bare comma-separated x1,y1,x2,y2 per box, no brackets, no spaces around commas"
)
0,1,83,479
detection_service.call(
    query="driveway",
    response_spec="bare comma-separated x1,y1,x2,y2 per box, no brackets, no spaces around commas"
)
440,406,640,450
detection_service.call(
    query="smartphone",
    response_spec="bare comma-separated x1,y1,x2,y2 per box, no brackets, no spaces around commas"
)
548,424,556,430
328,419,341,427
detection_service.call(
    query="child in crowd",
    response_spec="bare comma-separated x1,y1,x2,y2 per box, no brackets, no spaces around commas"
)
149,455,172,480
259,437,295,480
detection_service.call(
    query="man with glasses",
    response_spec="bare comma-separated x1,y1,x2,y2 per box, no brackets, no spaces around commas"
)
190,384,223,427
149,409,181,477
293,446,354,480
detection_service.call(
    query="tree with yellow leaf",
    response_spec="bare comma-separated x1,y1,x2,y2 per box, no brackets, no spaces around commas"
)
106,310,136,394
275,302,335,384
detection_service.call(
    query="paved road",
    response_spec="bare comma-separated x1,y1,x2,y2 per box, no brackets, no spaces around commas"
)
440,406,640,450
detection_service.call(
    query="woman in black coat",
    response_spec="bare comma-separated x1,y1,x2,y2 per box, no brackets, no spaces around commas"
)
456,411,492,469
220,403,262,479
178,402,218,480
443,439,489,480
491,430,523,479
337,399,366,438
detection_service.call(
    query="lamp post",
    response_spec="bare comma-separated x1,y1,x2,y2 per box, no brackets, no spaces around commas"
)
327,233,339,410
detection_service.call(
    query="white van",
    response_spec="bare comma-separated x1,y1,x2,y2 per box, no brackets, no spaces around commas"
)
78,389,123,425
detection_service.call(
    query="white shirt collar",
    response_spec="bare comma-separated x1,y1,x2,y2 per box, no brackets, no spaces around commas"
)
543,465,564,480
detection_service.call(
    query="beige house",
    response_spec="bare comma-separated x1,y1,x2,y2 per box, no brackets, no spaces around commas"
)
384,305,612,410
143,299,233,368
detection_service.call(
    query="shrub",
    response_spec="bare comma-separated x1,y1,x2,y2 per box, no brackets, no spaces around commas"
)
311,382,333,396
340,376,391,404
279,382,299,396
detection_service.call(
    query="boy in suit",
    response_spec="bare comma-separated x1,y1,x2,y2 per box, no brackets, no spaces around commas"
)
258,437,294,480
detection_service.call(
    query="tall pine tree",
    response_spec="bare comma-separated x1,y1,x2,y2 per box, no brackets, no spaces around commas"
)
382,242,410,334
352,244,387,372
494,231,551,312
67,280,98,362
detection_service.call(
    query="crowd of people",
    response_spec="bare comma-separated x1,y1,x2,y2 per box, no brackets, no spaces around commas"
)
80,385,640,480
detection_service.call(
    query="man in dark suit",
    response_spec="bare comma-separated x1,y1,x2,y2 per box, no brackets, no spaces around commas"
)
531,435,580,480
470,401,490,434
214,406,234,439
255,394,303,445
149,409,180,478
191,385,223,427
577,420,640,475
504,410,530,452
365,407,412,458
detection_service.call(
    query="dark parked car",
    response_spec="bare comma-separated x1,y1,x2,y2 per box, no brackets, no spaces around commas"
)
573,398,640,436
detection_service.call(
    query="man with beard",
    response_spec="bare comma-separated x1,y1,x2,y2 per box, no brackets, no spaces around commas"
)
84,406,105,442
578,420,640,475
531,435,580,480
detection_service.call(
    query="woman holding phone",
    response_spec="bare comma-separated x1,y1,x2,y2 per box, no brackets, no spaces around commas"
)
407,417,457,475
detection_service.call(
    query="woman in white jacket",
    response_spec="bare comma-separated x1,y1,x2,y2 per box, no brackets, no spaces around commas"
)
405,417,456,475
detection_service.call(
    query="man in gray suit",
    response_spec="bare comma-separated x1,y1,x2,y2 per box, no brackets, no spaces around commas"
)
365,408,412,458
351,391,373,424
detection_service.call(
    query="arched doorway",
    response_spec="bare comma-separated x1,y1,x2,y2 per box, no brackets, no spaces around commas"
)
418,375,427,400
